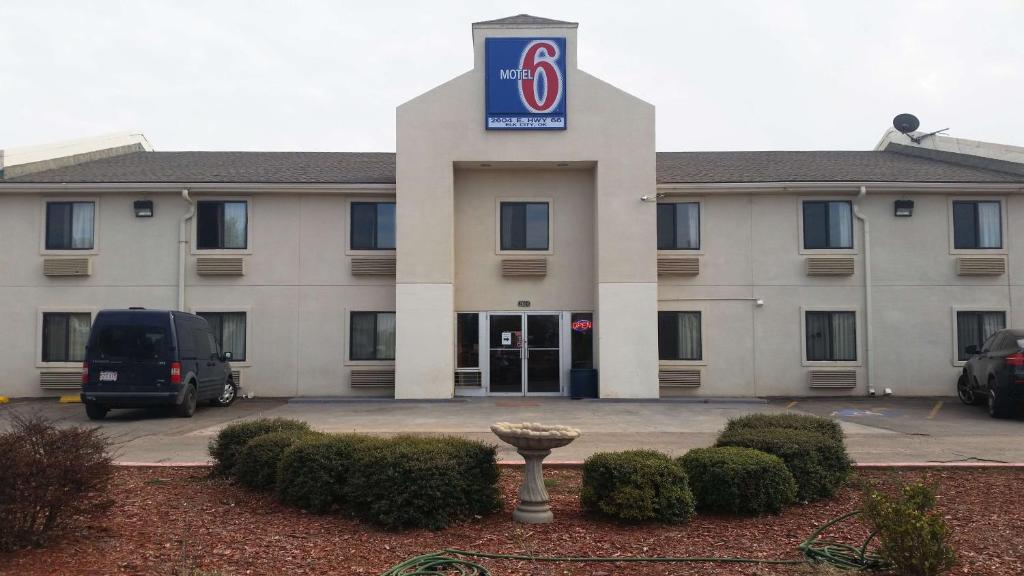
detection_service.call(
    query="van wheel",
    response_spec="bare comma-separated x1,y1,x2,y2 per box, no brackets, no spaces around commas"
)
85,402,108,420
175,384,197,418
988,383,1015,419
211,379,237,407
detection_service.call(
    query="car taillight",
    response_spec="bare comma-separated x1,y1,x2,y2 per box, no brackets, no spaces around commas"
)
1006,352,1024,367
170,362,182,385
81,362,89,384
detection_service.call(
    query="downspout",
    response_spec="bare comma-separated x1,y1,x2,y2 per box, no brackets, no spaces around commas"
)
852,185,872,395
178,188,195,312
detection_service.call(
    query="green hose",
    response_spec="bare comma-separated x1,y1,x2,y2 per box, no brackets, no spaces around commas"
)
377,510,892,575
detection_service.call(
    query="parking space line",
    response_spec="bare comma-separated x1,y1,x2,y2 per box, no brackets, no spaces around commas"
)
927,401,943,420
785,401,798,409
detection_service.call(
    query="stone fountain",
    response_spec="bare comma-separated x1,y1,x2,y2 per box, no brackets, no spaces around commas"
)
490,421,581,524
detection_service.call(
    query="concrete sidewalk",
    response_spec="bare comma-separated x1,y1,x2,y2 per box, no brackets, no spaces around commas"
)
1,396,1021,464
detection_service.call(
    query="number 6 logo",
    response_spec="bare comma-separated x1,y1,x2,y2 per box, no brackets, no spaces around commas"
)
518,40,563,113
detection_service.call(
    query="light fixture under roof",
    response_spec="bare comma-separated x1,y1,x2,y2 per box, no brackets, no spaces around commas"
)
480,163,492,168
556,162,569,167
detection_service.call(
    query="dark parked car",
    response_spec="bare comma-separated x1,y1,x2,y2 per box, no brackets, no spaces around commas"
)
81,309,237,420
957,328,1024,418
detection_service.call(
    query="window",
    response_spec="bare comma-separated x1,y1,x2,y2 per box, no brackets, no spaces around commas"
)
350,312,396,361
351,202,396,250
802,201,852,250
196,312,247,361
456,313,479,368
953,201,1002,249
196,201,247,250
956,311,1005,361
805,311,856,362
41,312,91,362
46,201,95,250
657,202,700,250
571,312,594,369
500,202,549,251
658,311,702,361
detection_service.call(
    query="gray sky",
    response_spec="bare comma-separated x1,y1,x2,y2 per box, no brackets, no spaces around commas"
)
2,0,1022,152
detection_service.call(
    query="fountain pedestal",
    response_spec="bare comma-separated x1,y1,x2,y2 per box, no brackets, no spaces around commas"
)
490,422,581,524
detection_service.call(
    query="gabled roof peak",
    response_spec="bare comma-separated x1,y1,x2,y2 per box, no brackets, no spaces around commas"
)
472,14,578,29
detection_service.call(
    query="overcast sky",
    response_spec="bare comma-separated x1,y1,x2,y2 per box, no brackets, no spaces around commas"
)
2,0,1022,152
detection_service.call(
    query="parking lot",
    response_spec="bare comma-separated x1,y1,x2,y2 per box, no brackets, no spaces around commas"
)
1,395,1020,464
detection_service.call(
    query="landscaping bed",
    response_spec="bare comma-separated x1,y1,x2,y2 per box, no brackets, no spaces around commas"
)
1,466,1021,576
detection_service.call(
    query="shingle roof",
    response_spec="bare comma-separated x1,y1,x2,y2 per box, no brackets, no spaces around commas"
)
473,14,577,27
655,151,1022,184
3,151,396,184
4,149,1020,185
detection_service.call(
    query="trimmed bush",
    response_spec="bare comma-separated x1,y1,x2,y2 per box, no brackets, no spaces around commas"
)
863,482,955,576
346,435,501,530
678,446,797,515
208,418,311,475
715,428,849,501
0,413,112,550
234,430,319,490
276,434,373,513
581,450,695,523
723,413,844,444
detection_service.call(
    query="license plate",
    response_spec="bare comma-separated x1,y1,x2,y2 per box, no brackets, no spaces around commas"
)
99,371,118,382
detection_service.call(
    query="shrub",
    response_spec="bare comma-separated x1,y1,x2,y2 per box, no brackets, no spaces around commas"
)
723,413,844,444
208,418,310,475
580,450,695,523
715,428,849,501
276,434,372,513
234,430,319,490
678,446,797,515
0,412,112,550
863,482,955,576
346,435,500,530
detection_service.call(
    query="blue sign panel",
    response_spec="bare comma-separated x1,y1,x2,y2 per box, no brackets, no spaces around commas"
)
485,37,567,130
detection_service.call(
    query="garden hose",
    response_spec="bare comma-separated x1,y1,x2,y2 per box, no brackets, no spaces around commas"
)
377,510,892,575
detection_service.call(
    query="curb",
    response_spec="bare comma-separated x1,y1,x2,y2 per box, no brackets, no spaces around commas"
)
114,460,1024,469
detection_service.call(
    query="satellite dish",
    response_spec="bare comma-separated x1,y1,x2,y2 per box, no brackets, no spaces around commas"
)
893,113,920,134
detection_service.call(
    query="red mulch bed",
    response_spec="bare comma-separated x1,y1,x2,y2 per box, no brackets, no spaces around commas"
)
1,467,1021,576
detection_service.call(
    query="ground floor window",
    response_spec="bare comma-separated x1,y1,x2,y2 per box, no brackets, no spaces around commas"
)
571,312,594,368
805,311,856,362
956,311,1005,361
196,312,247,361
42,312,91,362
350,311,396,361
658,311,702,361
456,313,479,368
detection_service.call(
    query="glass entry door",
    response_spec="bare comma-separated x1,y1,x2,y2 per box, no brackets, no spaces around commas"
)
488,313,562,395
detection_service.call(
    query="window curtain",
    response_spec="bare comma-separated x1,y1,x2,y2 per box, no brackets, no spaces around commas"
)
675,312,701,360
830,312,856,361
376,203,396,249
71,202,95,249
221,313,246,360
43,315,67,362
676,203,699,249
351,313,376,360
805,312,830,361
524,203,549,250
376,313,396,360
981,311,1006,341
977,202,1001,248
223,202,247,249
829,202,852,249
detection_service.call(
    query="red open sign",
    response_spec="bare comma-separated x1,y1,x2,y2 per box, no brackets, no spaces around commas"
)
571,319,593,333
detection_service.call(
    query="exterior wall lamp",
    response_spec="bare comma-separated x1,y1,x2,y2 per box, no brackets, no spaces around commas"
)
134,200,154,218
894,199,914,217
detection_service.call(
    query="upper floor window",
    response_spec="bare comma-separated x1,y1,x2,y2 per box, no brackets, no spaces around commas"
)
197,201,247,250
658,311,702,361
657,202,700,250
351,202,396,250
805,311,856,362
350,311,396,361
500,202,549,251
953,200,1001,249
196,312,247,361
46,201,95,250
956,311,1005,361
42,312,91,362
802,200,852,250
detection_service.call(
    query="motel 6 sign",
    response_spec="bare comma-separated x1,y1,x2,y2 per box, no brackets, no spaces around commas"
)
485,37,567,130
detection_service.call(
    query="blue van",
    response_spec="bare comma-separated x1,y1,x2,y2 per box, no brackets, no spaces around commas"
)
81,309,237,419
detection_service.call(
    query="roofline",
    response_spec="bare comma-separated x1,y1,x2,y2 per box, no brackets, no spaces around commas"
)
656,181,1024,194
0,182,396,194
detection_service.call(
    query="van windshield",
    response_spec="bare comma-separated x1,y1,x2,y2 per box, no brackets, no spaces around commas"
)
92,324,170,361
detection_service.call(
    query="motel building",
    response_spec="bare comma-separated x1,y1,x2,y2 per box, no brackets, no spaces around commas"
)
3,14,1024,401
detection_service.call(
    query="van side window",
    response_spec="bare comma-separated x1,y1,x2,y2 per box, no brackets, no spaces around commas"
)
206,333,220,357
174,318,195,358
194,329,212,359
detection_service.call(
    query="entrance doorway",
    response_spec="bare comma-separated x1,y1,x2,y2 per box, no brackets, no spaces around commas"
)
488,312,561,395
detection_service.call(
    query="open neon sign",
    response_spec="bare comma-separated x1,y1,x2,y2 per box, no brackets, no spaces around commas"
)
571,319,593,333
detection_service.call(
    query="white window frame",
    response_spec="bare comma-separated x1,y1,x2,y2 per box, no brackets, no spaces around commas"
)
800,306,862,367
343,308,397,366
657,305,707,367
495,197,554,255
947,196,1007,255
797,197,858,255
39,197,100,255
950,307,1008,367
36,307,97,368
190,197,253,255
656,198,704,255
345,197,398,256
190,307,253,367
